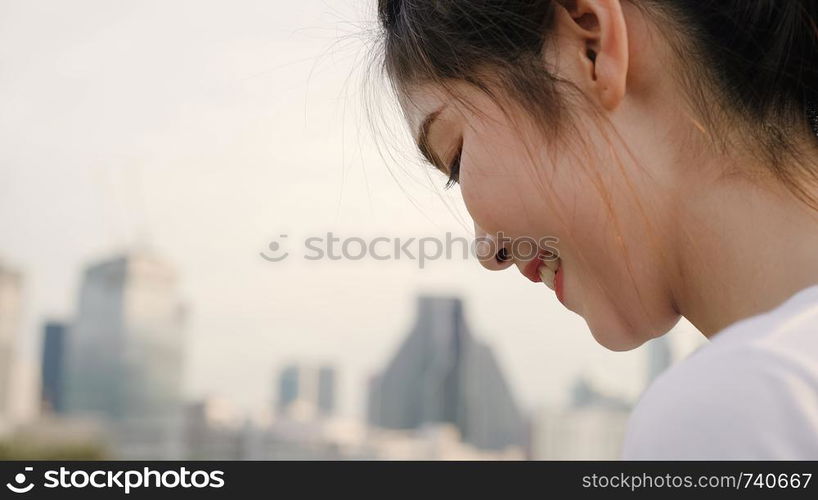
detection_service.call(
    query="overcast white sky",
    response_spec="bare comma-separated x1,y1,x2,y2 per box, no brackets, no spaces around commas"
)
0,0,705,419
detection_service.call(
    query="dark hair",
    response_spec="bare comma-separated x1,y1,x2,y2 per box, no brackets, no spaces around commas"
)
376,0,818,203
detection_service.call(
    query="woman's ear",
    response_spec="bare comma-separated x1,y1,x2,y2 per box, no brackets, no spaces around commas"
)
554,0,629,111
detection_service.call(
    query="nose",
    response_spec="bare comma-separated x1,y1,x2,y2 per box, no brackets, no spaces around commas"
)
474,223,514,271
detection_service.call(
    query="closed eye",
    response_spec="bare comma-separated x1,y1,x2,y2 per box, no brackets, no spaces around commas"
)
444,140,463,190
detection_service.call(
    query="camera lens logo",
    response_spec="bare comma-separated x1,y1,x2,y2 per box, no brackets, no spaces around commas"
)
6,467,34,494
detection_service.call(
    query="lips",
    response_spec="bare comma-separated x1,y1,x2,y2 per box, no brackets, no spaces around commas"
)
522,252,546,283
520,250,565,304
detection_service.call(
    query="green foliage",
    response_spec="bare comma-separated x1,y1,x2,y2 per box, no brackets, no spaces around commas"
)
0,439,108,460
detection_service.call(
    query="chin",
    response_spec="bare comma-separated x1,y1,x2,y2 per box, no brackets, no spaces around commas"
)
589,327,644,351
584,309,682,352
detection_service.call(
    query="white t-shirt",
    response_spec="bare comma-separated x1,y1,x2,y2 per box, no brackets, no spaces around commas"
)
622,285,818,459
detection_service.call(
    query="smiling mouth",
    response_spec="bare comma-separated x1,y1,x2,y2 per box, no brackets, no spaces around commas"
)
521,250,565,301
522,251,560,284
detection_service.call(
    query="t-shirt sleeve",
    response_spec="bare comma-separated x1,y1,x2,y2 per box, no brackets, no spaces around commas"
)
621,345,818,460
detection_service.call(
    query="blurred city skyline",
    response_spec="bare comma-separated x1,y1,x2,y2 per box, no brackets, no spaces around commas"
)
5,247,684,459
0,0,707,430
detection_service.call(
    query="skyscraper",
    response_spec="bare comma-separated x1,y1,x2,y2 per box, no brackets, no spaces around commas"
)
63,251,186,421
0,261,22,420
368,296,526,452
530,376,633,459
646,334,673,386
41,321,68,414
276,364,336,419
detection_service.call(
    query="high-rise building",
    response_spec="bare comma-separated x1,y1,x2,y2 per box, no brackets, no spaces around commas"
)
646,335,673,386
63,251,186,421
317,366,334,416
183,397,243,460
571,376,631,411
368,296,526,452
41,321,69,414
531,377,633,460
0,261,22,420
276,364,336,419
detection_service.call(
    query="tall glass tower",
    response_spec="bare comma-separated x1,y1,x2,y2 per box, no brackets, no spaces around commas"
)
368,296,526,451
277,364,336,419
64,251,186,421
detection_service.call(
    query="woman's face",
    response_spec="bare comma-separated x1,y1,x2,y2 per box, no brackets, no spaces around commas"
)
402,81,682,351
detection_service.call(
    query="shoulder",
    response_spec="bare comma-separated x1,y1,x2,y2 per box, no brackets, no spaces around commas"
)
622,318,818,459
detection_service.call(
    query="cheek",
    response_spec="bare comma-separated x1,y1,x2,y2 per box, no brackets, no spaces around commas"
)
559,172,679,343
458,106,678,345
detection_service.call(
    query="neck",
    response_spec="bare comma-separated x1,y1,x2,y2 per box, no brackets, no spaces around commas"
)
670,158,818,337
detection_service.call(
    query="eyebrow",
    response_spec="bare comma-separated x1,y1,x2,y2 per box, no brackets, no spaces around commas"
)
416,108,445,169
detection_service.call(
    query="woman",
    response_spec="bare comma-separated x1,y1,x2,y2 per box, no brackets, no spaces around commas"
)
374,0,818,459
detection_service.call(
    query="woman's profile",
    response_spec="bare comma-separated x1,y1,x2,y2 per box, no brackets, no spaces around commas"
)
372,0,818,459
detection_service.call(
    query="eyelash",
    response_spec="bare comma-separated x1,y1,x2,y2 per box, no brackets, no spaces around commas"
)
444,140,463,190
